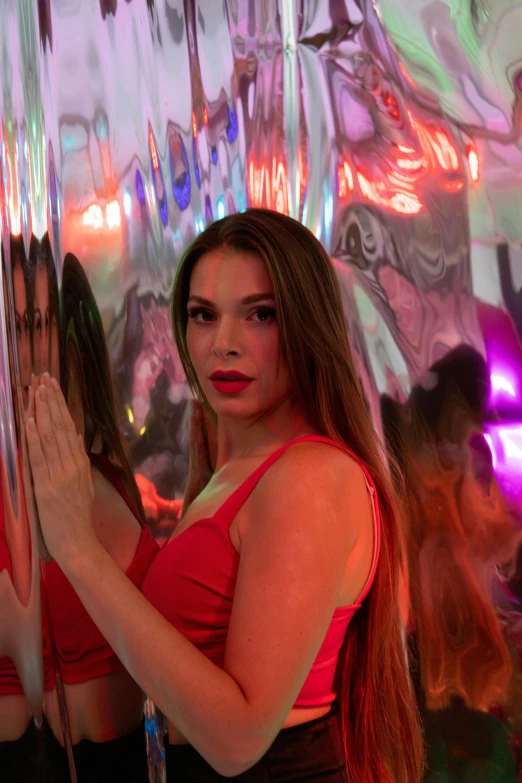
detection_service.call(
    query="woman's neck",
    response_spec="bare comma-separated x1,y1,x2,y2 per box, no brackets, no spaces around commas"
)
214,398,317,468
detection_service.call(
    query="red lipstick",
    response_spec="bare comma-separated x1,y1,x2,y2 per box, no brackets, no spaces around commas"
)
210,370,253,395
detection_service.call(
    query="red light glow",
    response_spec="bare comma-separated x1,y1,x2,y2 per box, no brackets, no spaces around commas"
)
357,172,423,215
149,129,159,172
192,111,198,139
247,157,288,213
82,203,104,230
6,150,21,235
408,112,460,173
337,161,354,199
466,145,479,182
106,199,121,229
81,200,121,231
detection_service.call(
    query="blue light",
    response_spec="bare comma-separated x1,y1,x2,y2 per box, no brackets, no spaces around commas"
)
226,105,239,144
136,170,145,204
237,191,246,212
216,196,226,220
192,137,201,188
170,134,191,211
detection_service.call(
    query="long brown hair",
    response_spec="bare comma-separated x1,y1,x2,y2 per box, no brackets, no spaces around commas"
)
60,253,146,523
172,208,424,783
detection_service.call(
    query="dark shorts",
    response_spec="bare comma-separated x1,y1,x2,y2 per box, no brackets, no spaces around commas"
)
19,717,150,783
165,706,348,782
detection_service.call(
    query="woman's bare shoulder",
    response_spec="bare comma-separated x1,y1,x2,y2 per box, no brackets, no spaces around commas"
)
272,439,367,490
248,439,371,537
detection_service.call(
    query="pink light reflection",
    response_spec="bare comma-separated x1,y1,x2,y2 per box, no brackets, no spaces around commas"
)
491,372,516,398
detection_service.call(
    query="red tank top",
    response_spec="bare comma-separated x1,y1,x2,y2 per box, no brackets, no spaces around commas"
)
142,435,380,708
42,454,159,688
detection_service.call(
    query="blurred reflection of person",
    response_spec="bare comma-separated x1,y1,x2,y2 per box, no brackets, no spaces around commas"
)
28,234,59,380
40,254,158,783
10,237,32,409
0,240,37,781
381,345,521,782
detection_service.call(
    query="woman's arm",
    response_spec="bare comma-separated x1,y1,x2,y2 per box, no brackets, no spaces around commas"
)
26,379,368,776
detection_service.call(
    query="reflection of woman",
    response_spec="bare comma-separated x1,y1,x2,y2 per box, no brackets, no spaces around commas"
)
10,237,32,408
382,345,521,781
0,241,36,780
27,210,423,783
28,234,59,380
41,254,157,782
0,467,34,783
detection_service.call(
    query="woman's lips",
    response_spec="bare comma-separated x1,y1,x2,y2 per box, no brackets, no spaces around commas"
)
210,379,253,395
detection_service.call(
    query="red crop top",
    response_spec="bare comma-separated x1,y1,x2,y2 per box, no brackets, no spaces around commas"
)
142,435,380,708
42,454,159,688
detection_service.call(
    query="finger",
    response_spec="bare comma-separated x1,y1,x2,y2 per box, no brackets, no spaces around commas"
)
26,387,35,422
49,377,88,468
34,386,64,474
25,416,51,486
40,376,75,468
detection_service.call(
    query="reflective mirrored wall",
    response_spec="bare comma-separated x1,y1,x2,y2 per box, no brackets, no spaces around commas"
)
0,1,521,781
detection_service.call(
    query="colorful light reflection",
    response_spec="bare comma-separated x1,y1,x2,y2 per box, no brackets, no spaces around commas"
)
82,199,121,230
485,423,522,511
491,372,516,398
466,145,480,183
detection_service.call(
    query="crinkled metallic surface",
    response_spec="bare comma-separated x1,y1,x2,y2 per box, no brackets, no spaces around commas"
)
377,0,522,243
0,1,520,780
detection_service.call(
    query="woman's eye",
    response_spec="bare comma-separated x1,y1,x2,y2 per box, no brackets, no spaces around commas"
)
187,307,215,324
251,307,276,323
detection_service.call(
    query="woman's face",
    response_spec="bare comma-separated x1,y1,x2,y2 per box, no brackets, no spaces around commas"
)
186,247,292,420
12,263,31,400
33,264,50,375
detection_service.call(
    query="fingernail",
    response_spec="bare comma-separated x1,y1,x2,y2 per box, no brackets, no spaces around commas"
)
27,417,36,431
51,378,60,392
42,372,50,378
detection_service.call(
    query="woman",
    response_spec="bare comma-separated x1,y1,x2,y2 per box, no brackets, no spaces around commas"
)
26,209,423,782
40,253,158,783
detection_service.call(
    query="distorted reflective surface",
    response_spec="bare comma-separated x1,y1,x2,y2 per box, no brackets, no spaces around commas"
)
0,0,520,781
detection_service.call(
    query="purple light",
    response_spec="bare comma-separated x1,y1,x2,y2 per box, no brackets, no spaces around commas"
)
498,426,522,461
484,433,496,470
490,372,516,398
484,423,522,513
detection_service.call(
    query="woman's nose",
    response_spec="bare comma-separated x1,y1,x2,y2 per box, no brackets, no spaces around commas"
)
212,317,241,357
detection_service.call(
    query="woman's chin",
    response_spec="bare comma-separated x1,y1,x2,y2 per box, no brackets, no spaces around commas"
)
210,397,258,418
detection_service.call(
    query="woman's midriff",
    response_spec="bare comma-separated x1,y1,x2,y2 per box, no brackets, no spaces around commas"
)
167,704,332,745
0,694,32,741
44,670,145,745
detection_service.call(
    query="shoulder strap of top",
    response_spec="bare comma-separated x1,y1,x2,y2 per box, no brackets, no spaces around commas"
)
214,434,381,606
213,435,336,523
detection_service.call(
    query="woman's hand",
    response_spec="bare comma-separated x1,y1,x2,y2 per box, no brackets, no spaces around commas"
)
182,400,217,514
25,376,96,565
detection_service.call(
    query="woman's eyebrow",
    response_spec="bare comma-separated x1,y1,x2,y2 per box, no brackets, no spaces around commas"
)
187,293,275,307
